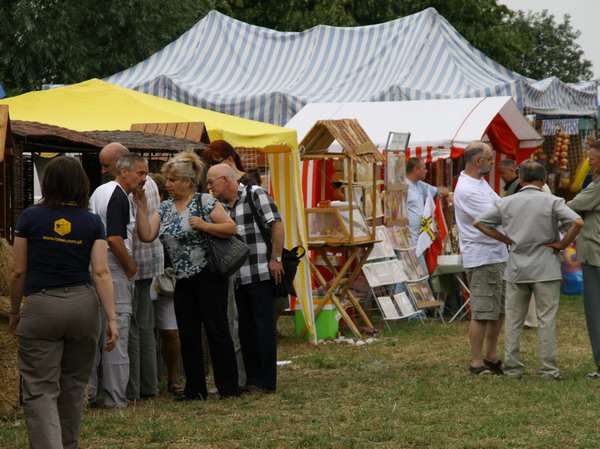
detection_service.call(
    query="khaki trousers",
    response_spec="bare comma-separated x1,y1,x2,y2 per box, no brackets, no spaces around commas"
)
504,280,561,378
18,285,100,449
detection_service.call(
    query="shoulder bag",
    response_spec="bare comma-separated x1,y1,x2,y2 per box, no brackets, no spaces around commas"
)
197,194,250,278
245,186,305,296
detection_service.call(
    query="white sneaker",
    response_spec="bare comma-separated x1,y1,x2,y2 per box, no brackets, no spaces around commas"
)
585,370,600,379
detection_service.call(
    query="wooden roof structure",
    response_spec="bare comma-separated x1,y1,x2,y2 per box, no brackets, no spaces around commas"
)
300,119,384,162
130,121,210,144
10,121,205,153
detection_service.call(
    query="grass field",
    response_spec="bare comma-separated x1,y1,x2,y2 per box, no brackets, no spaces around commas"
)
2,295,600,448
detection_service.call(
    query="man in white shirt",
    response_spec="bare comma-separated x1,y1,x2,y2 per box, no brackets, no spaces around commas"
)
88,153,148,407
454,142,508,375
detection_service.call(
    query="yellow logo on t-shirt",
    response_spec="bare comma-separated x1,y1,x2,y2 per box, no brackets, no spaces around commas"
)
54,218,71,236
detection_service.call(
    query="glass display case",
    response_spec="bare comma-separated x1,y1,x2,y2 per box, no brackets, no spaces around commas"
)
306,204,371,244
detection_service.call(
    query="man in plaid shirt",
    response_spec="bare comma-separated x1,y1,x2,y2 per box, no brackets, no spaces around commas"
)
207,163,284,393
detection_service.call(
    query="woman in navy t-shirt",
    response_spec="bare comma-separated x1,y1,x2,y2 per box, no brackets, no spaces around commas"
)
8,156,119,449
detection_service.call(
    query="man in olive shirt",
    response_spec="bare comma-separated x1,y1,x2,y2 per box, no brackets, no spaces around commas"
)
569,141,600,379
474,161,582,379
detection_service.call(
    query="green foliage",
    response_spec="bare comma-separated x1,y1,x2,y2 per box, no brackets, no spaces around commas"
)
507,10,593,83
0,0,220,94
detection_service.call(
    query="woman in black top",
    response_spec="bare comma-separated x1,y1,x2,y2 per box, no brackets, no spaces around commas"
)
9,156,118,449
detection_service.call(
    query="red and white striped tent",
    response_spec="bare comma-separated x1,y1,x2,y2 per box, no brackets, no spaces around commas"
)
286,96,544,200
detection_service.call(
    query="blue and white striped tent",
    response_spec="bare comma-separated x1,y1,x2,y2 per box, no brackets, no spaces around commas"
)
107,7,597,127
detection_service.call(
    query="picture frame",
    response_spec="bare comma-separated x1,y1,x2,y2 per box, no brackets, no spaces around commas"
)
406,280,440,309
389,259,407,283
406,281,426,304
393,292,418,317
386,152,406,185
385,131,411,152
376,296,401,320
372,261,395,285
362,264,382,286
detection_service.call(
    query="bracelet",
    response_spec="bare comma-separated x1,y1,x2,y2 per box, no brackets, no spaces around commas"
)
10,310,20,316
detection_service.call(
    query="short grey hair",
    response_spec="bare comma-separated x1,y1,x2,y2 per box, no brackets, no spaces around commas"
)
498,159,516,170
519,160,546,183
464,141,486,164
116,153,147,172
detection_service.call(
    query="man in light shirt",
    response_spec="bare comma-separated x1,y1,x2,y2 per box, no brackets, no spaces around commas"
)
454,142,507,375
474,161,582,379
406,158,450,273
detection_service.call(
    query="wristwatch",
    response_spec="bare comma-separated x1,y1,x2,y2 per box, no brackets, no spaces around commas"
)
271,256,282,262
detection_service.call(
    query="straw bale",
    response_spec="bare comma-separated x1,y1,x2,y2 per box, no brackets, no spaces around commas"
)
0,297,20,420
0,238,12,296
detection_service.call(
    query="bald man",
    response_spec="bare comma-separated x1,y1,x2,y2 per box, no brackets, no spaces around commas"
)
99,142,130,178
454,141,508,376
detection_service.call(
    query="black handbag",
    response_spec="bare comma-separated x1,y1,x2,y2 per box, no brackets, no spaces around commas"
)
197,194,250,277
245,186,305,296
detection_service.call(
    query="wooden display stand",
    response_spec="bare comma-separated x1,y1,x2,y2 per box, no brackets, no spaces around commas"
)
300,119,384,338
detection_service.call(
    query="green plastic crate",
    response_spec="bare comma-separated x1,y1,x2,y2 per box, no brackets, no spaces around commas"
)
295,297,340,340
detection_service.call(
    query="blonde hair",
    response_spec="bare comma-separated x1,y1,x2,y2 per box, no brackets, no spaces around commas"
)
161,150,205,187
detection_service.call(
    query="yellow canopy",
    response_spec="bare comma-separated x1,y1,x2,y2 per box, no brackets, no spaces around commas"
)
0,79,298,150
1,79,317,341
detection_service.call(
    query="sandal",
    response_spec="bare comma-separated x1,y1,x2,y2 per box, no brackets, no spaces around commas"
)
484,359,504,375
469,365,494,375
167,381,184,394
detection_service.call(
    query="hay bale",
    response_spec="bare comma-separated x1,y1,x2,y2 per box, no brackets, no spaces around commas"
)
0,239,12,296
0,297,21,419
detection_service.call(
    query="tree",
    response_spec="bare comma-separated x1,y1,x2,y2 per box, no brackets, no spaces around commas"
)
0,0,221,94
507,10,593,83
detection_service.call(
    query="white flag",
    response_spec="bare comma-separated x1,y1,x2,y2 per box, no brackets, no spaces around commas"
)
416,191,437,257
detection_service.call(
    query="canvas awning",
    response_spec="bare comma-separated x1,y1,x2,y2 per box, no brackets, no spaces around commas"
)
286,96,544,162
1,79,297,150
105,8,597,126
1,80,317,339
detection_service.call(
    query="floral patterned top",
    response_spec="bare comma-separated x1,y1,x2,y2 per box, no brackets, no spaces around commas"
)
157,193,216,280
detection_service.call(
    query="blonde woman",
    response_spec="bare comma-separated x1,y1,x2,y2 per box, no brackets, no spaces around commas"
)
134,151,239,400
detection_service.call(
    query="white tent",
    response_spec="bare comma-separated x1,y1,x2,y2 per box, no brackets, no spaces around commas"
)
286,96,543,161
287,96,544,198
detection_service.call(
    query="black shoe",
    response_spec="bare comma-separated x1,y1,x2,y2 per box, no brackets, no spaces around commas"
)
175,394,205,402
241,385,276,394
483,359,504,375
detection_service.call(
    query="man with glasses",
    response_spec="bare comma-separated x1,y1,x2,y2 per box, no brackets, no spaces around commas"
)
206,163,284,393
454,141,507,375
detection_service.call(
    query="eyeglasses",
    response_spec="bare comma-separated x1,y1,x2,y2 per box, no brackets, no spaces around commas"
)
208,159,225,166
479,155,494,162
206,176,225,186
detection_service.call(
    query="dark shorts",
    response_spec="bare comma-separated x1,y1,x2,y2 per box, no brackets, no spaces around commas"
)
465,262,506,320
